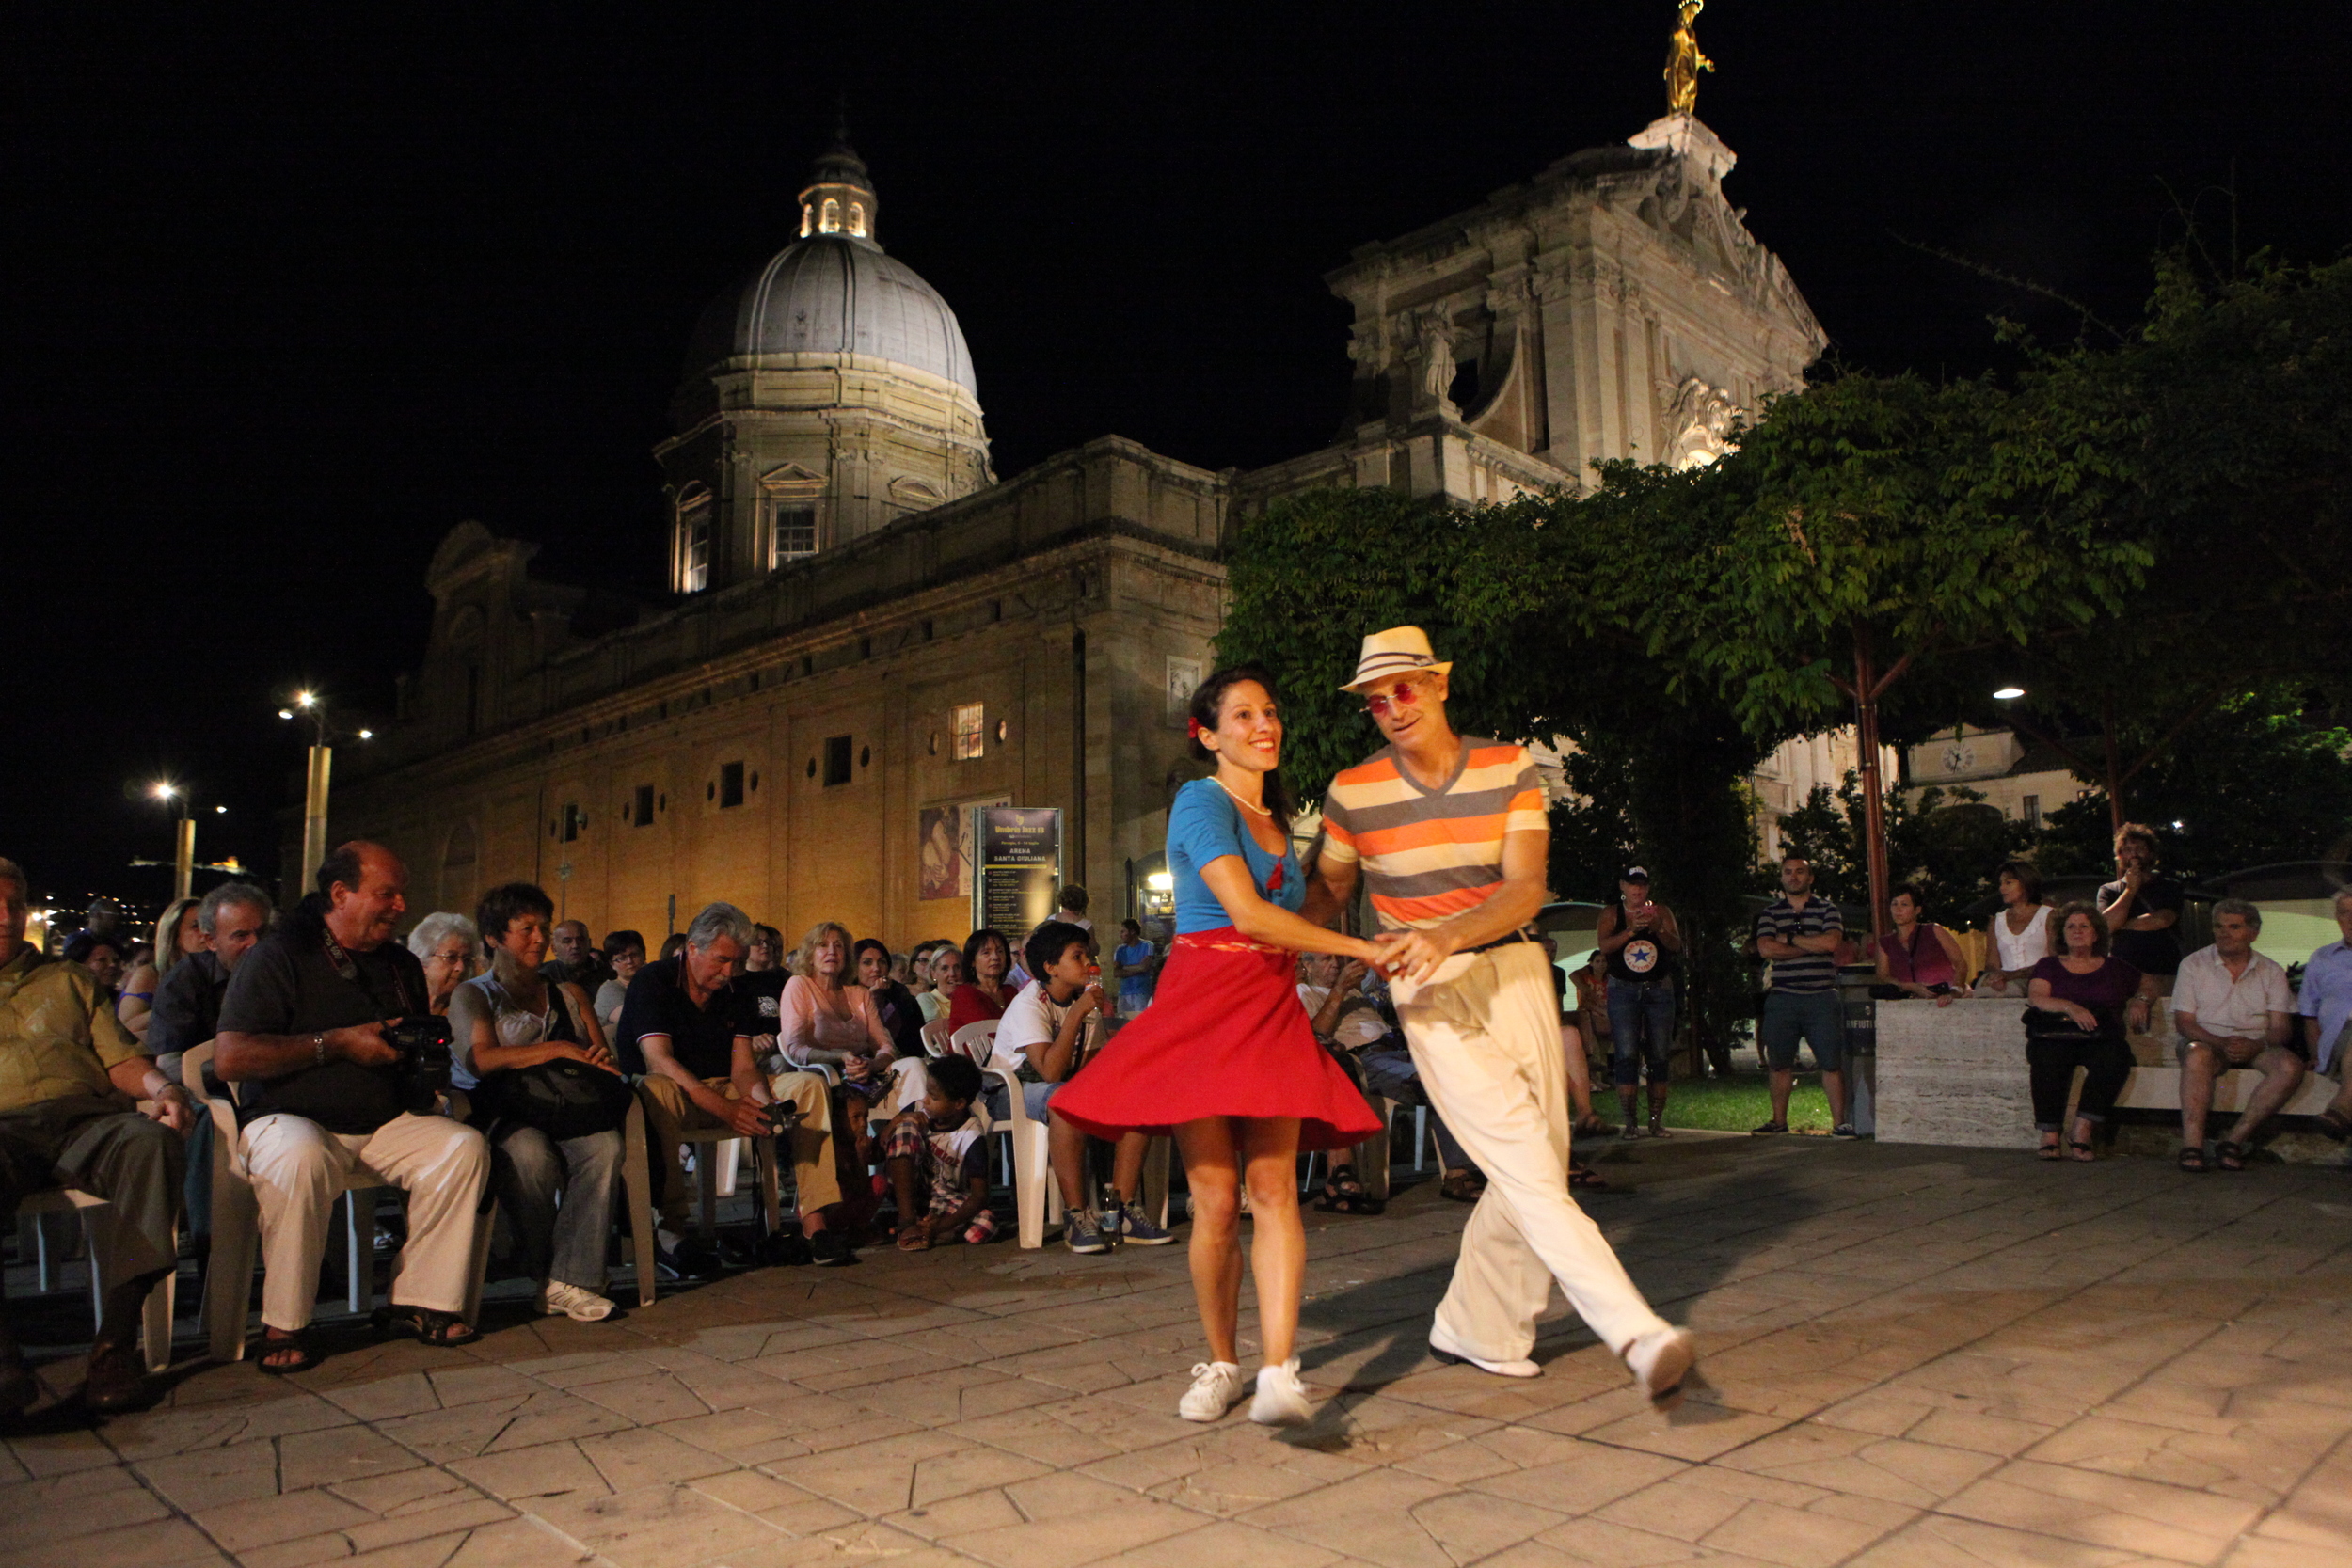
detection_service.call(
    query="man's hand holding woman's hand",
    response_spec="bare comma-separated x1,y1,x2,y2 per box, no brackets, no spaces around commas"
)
1369,928,1455,985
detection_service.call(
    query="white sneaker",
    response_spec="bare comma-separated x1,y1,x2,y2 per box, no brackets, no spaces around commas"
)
1428,1322,1540,1378
1625,1327,1694,1409
536,1281,616,1323
1178,1360,1248,1422
1248,1358,1313,1426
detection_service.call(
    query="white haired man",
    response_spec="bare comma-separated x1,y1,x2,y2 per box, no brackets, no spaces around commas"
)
1309,626,1693,1406
614,903,842,1269
2173,898,2300,1171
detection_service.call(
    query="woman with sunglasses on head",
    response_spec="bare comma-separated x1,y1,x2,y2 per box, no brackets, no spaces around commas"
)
1053,664,1387,1431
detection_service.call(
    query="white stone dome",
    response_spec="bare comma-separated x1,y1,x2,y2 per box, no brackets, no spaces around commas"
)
683,235,978,396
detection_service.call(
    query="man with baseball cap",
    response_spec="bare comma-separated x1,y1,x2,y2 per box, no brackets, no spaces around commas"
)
1597,865,1683,1138
1306,626,1693,1405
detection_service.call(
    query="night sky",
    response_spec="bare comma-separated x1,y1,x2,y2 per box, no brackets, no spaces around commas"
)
6,2,2346,912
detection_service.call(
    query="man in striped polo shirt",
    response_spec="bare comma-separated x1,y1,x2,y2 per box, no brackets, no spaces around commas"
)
1309,627,1693,1407
1752,853,1853,1136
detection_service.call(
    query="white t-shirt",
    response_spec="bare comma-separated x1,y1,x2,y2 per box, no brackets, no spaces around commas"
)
1297,984,1388,1051
2171,944,2294,1039
993,979,1072,1078
1992,905,2054,972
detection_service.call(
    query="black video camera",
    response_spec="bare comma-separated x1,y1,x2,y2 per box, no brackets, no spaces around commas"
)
386,1014,455,1113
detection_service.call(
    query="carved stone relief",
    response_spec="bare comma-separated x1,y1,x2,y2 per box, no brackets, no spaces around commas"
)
1661,375,1740,469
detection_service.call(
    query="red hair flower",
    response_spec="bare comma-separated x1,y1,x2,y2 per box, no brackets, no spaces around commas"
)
1186,717,1203,740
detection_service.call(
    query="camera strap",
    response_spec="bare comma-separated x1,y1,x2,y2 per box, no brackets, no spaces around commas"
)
322,928,416,1020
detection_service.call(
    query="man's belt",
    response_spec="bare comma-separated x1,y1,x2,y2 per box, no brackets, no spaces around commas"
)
1458,928,1539,958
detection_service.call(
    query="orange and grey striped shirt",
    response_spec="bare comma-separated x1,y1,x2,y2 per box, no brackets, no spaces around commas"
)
1319,740,1548,932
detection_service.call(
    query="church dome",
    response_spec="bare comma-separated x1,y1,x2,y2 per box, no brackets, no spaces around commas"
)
682,237,978,396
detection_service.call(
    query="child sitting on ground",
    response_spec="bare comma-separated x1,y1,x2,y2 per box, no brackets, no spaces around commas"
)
885,1053,996,1251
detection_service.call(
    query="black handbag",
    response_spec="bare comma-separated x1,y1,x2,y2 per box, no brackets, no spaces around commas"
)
471,984,635,1140
2022,1006,2107,1046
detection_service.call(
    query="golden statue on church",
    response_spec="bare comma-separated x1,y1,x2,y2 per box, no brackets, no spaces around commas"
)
1665,0,1714,116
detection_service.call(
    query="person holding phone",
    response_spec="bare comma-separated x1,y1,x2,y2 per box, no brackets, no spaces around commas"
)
1594,867,1683,1137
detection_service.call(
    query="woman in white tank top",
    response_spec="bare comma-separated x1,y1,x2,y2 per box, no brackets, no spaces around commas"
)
1978,861,2054,994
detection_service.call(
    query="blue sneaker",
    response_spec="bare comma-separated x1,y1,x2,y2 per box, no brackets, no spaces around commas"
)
1064,1208,1113,1254
1118,1200,1175,1245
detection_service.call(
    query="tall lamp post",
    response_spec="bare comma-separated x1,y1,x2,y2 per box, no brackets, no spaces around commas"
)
278,690,372,898
145,783,230,902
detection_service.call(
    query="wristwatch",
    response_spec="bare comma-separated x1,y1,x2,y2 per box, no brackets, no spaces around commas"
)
311,1033,328,1066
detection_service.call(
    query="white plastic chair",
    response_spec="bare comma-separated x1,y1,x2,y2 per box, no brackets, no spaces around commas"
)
20,1181,177,1373
184,1042,508,1360
978,1019,1171,1248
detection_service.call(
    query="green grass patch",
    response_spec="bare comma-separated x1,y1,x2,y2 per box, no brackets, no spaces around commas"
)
1637,1070,1833,1132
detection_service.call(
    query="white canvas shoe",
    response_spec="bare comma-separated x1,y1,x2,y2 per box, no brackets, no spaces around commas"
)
1178,1360,1249,1422
536,1281,617,1323
1248,1358,1313,1426
1428,1323,1540,1378
1625,1327,1694,1409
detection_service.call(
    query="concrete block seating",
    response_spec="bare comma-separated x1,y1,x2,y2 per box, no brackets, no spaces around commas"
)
1875,996,2334,1149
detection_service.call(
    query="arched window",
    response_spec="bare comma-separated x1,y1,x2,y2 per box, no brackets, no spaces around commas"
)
800,203,813,238
847,201,866,238
819,197,840,234
675,486,712,593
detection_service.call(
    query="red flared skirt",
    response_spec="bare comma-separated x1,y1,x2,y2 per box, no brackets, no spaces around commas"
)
1051,927,1384,1152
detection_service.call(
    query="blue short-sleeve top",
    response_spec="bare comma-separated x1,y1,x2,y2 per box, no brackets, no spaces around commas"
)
1168,777,1305,934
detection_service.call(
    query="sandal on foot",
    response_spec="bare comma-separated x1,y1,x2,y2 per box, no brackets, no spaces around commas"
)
1647,1119,1673,1139
1438,1168,1486,1203
373,1306,482,1348
2215,1140,2249,1172
2068,1141,2096,1163
2177,1147,2210,1173
1567,1163,1621,1195
1313,1191,1386,1215
2315,1109,2352,1143
255,1326,323,1376
1315,1165,1384,1214
2037,1140,2064,1161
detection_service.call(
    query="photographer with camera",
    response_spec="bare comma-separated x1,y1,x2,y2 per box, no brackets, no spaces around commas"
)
215,842,489,1373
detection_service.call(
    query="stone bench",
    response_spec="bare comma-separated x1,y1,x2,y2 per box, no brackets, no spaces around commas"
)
1870,996,2336,1149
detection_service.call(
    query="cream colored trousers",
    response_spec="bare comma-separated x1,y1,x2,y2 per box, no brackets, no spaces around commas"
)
240,1110,489,1332
1393,942,1671,1361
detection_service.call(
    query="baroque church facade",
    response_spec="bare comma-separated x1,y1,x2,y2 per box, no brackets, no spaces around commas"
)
318,111,1829,944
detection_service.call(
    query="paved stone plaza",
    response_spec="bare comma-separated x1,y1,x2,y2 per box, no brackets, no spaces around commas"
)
8,1133,2352,1568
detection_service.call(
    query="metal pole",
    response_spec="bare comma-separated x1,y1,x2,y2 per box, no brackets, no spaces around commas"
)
300,744,333,896
172,816,196,904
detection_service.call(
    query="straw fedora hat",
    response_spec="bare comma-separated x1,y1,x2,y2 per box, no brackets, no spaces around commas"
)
1340,626,1454,693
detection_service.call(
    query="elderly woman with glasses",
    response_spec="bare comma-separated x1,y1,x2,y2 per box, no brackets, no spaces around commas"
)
407,911,482,1016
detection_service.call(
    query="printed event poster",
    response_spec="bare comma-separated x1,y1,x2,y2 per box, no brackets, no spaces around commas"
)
919,794,1009,902
973,806,1061,935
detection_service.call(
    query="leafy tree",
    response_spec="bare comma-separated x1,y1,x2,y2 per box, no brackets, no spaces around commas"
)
1772,775,2031,921
1938,254,2352,821
2028,689,2352,882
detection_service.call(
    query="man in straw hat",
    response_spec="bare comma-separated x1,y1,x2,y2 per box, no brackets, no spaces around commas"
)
1307,626,1695,1405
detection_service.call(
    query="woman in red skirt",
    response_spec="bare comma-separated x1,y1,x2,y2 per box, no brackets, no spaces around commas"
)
1054,664,1387,1426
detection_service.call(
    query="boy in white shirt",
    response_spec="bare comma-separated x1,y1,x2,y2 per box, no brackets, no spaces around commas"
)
996,921,1170,1253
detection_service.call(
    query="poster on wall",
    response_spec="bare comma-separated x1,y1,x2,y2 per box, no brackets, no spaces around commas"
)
919,795,1008,901
973,806,1061,936
1166,656,1202,727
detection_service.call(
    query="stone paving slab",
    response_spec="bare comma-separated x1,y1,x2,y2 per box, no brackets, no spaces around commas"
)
7,1134,2352,1566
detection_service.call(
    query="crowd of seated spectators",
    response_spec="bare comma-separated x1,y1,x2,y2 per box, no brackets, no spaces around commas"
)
28,816,2352,1411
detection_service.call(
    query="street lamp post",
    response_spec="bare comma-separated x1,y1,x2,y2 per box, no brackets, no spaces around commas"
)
150,784,194,902
278,691,372,898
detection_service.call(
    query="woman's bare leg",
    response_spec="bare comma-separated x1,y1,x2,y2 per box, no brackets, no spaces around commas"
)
1239,1117,1305,1366
1175,1117,1244,1364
